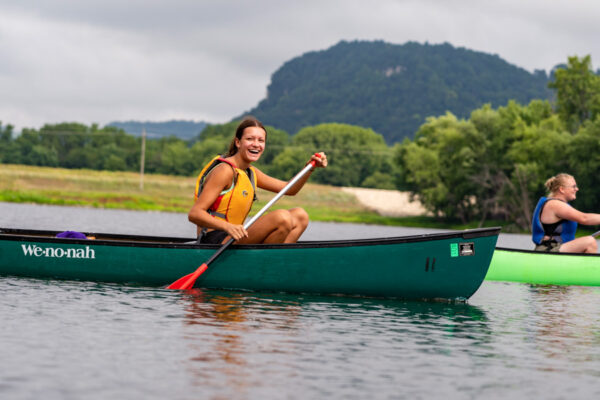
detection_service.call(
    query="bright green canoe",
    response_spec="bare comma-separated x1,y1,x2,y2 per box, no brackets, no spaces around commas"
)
486,247,600,286
0,227,500,300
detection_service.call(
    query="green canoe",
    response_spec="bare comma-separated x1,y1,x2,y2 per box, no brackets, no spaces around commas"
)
486,247,600,286
0,227,500,300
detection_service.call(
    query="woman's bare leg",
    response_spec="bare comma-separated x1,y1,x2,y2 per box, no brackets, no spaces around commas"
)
559,236,598,253
235,209,293,244
232,208,309,244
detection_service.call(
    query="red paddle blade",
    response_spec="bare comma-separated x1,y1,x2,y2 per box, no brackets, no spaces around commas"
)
166,272,194,290
167,263,208,290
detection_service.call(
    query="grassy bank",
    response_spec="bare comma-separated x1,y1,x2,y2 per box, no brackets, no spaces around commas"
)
0,164,504,230
0,164,383,221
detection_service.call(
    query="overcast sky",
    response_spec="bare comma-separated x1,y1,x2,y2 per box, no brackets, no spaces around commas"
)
1,0,599,131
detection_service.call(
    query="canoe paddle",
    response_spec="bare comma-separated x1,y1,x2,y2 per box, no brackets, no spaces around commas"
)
167,155,321,290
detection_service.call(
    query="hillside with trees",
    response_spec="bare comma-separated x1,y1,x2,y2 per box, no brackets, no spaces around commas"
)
242,40,551,143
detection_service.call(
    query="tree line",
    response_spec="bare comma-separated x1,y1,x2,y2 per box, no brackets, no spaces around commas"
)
0,119,398,190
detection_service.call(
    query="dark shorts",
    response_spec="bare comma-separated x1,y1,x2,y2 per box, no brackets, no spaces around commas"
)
198,230,229,244
534,240,561,252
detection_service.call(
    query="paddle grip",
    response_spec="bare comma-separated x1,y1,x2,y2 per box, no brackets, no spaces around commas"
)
309,152,321,168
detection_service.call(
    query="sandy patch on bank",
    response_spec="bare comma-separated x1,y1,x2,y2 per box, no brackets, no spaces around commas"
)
341,187,429,217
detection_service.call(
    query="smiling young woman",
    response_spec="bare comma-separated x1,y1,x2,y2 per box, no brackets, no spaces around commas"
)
188,116,327,245
532,173,600,253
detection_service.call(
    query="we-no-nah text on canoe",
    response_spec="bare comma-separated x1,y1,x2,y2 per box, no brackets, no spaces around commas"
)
21,244,96,259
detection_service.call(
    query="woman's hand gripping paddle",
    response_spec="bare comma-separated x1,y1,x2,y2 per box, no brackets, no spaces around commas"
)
167,155,321,290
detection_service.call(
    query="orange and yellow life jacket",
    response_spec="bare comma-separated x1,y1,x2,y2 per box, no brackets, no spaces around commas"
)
194,156,257,225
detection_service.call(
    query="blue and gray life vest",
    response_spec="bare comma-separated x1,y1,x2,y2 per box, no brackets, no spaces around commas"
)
531,196,577,245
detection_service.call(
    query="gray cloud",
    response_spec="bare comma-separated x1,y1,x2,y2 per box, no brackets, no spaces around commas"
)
1,0,599,131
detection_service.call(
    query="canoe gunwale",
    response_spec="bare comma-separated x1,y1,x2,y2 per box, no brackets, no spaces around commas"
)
495,246,600,257
1,227,501,250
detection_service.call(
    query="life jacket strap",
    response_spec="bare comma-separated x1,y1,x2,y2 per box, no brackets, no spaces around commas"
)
208,210,227,219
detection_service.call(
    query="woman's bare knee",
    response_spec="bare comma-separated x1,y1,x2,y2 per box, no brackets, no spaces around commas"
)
586,236,598,253
561,236,598,253
270,209,294,231
290,207,309,228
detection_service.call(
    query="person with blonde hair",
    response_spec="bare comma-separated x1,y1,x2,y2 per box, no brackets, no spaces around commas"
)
532,173,600,253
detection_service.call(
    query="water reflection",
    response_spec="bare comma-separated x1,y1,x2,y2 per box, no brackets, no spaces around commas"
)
177,290,492,398
527,285,600,367
179,290,302,397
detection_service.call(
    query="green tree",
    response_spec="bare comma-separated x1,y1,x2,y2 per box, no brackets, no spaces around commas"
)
548,55,600,132
189,138,229,175
567,118,600,212
291,123,391,187
395,100,572,229
466,101,554,227
256,126,290,167
361,172,397,190
0,122,15,163
37,123,89,164
95,143,128,171
26,145,60,166
397,113,485,222
0,122,13,142
14,131,43,164
144,136,184,173
501,115,571,227
159,141,194,175
64,147,100,169
269,147,309,180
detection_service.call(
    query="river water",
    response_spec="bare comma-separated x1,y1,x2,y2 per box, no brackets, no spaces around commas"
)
1,203,599,399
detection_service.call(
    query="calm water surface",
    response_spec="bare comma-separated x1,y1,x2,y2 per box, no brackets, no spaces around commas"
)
1,203,599,399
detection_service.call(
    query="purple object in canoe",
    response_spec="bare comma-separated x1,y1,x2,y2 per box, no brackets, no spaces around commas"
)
56,231,88,239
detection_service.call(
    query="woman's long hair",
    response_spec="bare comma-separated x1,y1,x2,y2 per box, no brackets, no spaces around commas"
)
226,117,267,157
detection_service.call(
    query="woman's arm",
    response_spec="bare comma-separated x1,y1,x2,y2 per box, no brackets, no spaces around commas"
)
256,152,327,195
552,201,600,226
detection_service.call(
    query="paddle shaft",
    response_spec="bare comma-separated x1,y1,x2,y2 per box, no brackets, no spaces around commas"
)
167,158,318,289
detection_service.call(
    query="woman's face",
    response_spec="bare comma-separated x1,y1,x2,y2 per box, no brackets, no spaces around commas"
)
235,126,266,163
561,177,579,201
